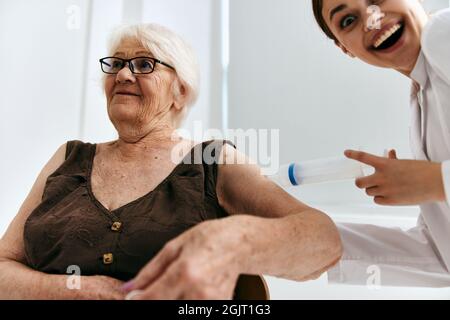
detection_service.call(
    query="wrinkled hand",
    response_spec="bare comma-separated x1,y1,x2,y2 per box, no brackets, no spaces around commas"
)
122,218,246,300
345,149,445,206
79,275,125,300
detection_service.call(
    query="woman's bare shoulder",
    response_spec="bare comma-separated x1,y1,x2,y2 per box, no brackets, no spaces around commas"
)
0,142,67,262
216,144,312,217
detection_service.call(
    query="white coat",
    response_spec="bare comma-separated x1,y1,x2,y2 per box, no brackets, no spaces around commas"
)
328,9,450,287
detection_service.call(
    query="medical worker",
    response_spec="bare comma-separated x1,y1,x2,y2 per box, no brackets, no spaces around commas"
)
312,0,450,286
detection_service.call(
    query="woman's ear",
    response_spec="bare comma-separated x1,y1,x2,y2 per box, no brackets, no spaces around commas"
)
172,82,188,111
334,40,355,58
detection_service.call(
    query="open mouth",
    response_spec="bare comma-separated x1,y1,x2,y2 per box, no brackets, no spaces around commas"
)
372,22,405,51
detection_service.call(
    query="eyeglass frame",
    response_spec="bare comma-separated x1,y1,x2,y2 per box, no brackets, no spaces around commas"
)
99,56,175,75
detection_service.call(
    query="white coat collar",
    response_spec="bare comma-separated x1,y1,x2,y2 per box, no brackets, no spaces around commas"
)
410,51,429,89
409,52,429,161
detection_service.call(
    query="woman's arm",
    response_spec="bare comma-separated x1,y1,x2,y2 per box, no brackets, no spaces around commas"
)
122,145,342,299
0,143,124,299
215,144,342,281
0,255,124,299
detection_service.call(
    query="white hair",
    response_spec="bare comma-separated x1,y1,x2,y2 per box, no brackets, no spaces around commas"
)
107,23,200,107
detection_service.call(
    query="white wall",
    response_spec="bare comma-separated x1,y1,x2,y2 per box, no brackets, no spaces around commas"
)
0,0,89,234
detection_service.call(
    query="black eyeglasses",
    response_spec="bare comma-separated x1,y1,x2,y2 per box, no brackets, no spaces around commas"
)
99,56,175,74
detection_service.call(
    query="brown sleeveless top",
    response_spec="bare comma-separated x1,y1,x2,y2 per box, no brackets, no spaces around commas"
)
23,140,233,281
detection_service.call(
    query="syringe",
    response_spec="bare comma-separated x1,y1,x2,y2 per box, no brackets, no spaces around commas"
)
269,155,374,187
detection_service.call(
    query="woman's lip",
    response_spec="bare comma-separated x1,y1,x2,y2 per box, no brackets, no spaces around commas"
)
115,92,141,96
370,20,403,45
371,25,406,55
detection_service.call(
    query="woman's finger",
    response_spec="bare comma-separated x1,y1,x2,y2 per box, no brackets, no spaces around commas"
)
125,241,182,292
124,290,144,300
355,175,378,189
132,259,187,300
374,196,390,206
366,186,382,197
344,150,384,168
388,149,398,160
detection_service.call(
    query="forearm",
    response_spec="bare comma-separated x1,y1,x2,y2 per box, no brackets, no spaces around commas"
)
0,259,87,299
426,162,446,202
0,259,124,300
234,210,342,281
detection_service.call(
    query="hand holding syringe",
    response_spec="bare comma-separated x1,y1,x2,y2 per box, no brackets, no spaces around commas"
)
269,149,390,187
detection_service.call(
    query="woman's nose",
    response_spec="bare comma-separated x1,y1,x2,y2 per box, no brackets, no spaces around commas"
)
115,65,136,84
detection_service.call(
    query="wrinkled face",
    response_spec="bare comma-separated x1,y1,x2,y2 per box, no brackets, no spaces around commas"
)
322,0,428,74
104,38,177,139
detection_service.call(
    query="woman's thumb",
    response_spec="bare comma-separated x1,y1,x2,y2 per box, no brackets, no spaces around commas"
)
388,149,398,159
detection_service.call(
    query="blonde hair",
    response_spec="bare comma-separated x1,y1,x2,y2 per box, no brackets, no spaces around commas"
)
107,23,200,107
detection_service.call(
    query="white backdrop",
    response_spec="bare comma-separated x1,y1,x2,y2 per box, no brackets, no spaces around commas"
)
0,0,89,233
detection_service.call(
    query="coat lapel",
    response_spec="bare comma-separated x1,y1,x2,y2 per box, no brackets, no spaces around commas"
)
410,82,429,161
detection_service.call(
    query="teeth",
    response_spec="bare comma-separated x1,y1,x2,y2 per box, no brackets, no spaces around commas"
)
374,23,402,48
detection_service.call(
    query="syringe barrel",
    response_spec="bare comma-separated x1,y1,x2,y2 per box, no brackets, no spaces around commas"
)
271,156,368,187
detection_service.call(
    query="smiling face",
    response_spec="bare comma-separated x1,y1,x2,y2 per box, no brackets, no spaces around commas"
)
104,37,181,141
321,0,428,75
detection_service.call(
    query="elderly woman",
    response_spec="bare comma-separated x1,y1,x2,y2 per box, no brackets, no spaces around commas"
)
0,23,342,300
